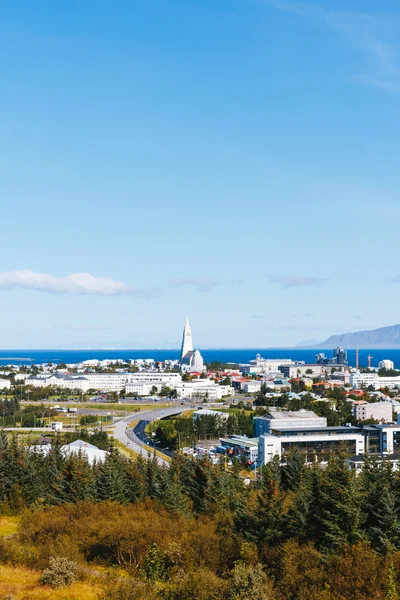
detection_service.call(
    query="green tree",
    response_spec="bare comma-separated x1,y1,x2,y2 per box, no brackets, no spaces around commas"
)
96,443,127,502
229,562,278,600
313,452,362,553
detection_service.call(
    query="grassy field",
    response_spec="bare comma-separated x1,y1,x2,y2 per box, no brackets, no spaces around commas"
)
0,565,101,599
214,407,253,415
0,515,20,537
112,438,138,458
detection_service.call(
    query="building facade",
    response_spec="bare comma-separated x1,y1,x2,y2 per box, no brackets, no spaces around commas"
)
351,373,400,390
354,401,393,423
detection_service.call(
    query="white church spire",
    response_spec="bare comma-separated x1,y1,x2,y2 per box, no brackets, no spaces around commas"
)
180,317,193,362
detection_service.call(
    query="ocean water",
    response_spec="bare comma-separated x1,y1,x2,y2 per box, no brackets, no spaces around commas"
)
0,348,398,369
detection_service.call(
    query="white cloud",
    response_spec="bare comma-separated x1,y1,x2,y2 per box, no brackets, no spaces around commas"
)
168,277,241,293
268,274,325,288
262,0,400,92
0,270,150,296
61,325,112,331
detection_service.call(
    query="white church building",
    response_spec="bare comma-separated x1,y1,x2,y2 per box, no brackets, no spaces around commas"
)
179,318,204,373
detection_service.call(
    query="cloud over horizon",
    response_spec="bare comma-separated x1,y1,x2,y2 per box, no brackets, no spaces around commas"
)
268,274,325,288
168,277,241,293
0,270,146,296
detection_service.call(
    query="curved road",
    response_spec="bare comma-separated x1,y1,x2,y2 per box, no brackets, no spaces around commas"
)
112,405,192,465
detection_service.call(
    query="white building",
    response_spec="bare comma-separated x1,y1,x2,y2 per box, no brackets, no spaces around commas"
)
14,374,30,382
126,373,183,396
64,439,107,464
351,373,400,390
258,429,365,465
175,380,234,400
193,408,229,420
29,439,107,464
0,379,11,389
279,364,324,378
180,349,204,374
379,360,395,371
242,355,296,375
242,381,262,393
179,318,205,373
25,374,91,391
254,410,327,436
354,401,393,423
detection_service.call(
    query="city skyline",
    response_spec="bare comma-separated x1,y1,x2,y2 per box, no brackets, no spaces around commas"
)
2,0,400,348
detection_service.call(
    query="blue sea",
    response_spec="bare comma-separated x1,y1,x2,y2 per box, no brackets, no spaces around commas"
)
0,348,398,369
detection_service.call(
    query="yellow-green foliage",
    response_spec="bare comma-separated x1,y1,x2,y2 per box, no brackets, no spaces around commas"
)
0,564,100,599
0,516,20,537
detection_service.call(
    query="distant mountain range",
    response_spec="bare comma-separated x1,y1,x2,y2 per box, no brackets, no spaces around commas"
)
313,324,400,349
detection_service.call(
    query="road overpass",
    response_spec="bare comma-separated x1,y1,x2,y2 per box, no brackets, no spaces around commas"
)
112,405,192,465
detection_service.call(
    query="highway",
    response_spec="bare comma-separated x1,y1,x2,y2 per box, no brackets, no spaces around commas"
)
112,405,191,465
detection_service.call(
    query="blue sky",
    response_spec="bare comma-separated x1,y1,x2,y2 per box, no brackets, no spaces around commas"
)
2,0,400,348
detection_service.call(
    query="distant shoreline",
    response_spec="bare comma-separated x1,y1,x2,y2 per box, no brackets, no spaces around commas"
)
0,357,33,361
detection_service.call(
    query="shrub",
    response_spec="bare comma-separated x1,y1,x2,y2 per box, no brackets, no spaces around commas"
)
41,556,77,588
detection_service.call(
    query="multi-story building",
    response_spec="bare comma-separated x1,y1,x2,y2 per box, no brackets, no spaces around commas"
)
258,426,365,465
315,347,348,366
379,360,395,370
25,372,135,392
242,381,262,393
242,355,296,375
25,374,91,391
0,379,11,389
174,381,233,400
351,373,400,390
354,401,393,423
126,373,183,395
279,364,324,378
254,409,327,436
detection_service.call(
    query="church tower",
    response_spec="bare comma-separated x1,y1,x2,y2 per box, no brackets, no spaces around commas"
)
180,317,193,362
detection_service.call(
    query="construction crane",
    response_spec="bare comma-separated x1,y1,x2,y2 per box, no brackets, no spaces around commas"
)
367,355,373,369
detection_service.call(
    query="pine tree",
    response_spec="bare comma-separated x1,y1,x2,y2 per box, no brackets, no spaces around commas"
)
313,451,361,553
360,463,400,555
61,451,96,502
45,438,67,504
281,449,305,492
0,430,10,504
96,443,127,502
283,476,312,542
253,478,284,547
163,474,192,516
125,456,147,502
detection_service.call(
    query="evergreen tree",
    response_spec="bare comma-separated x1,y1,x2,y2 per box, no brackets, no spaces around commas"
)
125,455,147,502
61,451,96,502
96,442,127,502
163,474,192,516
280,449,305,492
44,438,67,504
253,478,284,547
360,462,400,554
283,476,312,542
313,452,361,553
